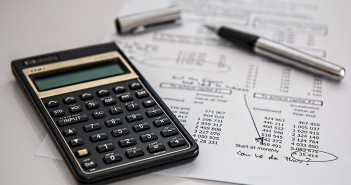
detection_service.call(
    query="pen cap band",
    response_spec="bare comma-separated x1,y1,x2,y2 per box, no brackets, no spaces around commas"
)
115,6,181,34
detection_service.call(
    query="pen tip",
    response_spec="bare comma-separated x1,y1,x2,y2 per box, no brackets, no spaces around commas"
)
204,24,219,33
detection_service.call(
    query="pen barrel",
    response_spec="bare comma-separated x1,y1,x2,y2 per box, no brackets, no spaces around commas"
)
254,38,345,81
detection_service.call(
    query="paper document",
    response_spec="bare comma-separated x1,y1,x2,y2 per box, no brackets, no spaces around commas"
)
36,0,351,184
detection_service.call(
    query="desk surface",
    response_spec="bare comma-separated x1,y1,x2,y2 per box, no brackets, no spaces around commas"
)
0,1,227,184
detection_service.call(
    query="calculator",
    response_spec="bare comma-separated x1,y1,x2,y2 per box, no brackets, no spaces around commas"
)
11,43,198,182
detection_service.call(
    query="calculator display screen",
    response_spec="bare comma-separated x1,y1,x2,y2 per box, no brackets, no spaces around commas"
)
33,60,127,91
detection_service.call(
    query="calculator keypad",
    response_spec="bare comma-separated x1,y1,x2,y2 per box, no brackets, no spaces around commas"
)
43,79,190,172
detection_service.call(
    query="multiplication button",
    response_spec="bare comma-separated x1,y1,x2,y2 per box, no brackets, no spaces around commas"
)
154,117,170,127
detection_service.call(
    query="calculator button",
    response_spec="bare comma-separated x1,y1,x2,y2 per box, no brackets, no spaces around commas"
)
63,96,76,104
105,118,122,127
135,90,148,98
113,86,126,94
69,138,84,147
97,143,115,153
76,149,89,158
97,89,110,97
126,103,140,111
84,123,101,132
126,148,144,159
109,106,123,115
46,100,59,108
129,82,142,90
57,115,88,126
104,154,122,164
86,101,100,109
51,109,65,117
119,93,133,102
118,138,137,148
126,113,143,122
81,160,97,170
147,143,166,153
80,93,93,100
90,133,108,142
161,127,178,137
92,110,106,119
146,109,163,117
133,123,151,132
63,128,77,136
112,128,129,137
103,97,116,106
153,117,170,127
143,99,156,107
68,105,82,113
140,133,158,142
169,138,186,148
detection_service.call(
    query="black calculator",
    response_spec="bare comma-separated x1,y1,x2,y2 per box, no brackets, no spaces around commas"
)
11,43,198,182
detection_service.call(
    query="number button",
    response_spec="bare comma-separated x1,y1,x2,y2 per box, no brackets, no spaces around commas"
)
147,143,166,153
80,93,93,100
86,101,99,109
63,97,76,104
126,113,143,122
135,90,148,98
140,133,158,142
169,138,186,148
97,89,110,97
51,109,65,117
161,127,178,137
118,138,137,148
146,108,163,117
46,100,59,108
63,128,77,136
92,110,106,119
105,118,122,127
90,133,108,142
129,82,141,90
133,123,151,132
104,154,122,164
113,86,126,94
112,128,129,137
103,97,116,106
84,123,101,132
97,143,115,153
68,105,82,113
69,138,83,147
126,103,140,111
143,99,156,107
126,148,144,159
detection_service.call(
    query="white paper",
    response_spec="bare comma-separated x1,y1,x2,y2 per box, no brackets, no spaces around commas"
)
36,0,351,184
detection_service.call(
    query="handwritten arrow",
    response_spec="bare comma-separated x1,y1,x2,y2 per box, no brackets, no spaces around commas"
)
244,94,264,145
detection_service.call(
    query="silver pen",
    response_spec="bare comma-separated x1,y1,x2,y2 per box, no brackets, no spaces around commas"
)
205,24,346,81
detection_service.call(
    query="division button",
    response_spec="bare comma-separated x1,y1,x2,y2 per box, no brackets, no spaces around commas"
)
109,106,123,115
97,143,115,153
113,86,126,94
161,127,179,137
112,128,129,137
169,138,186,148
126,103,140,111
143,99,156,107
92,110,106,119
133,123,151,132
103,97,116,106
45,100,59,108
63,96,76,104
118,138,137,148
129,82,141,90
135,90,148,98
140,133,158,142
84,123,101,132
153,117,170,127
51,109,65,117
147,143,166,153
80,93,93,100
68,105,82,113
69,138,83,147
146,108,163,117
104,153,122,164
86,101,100,110
105,118,122,127
126,148,144,159
97,89,110,97
63,128,77,137
81,160,97,170
119,93,133,102
126,113,143,122
90,132,108,142
57,115,88,127
76,149,89,158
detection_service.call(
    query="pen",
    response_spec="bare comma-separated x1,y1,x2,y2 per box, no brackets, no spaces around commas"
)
205,24,346,81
